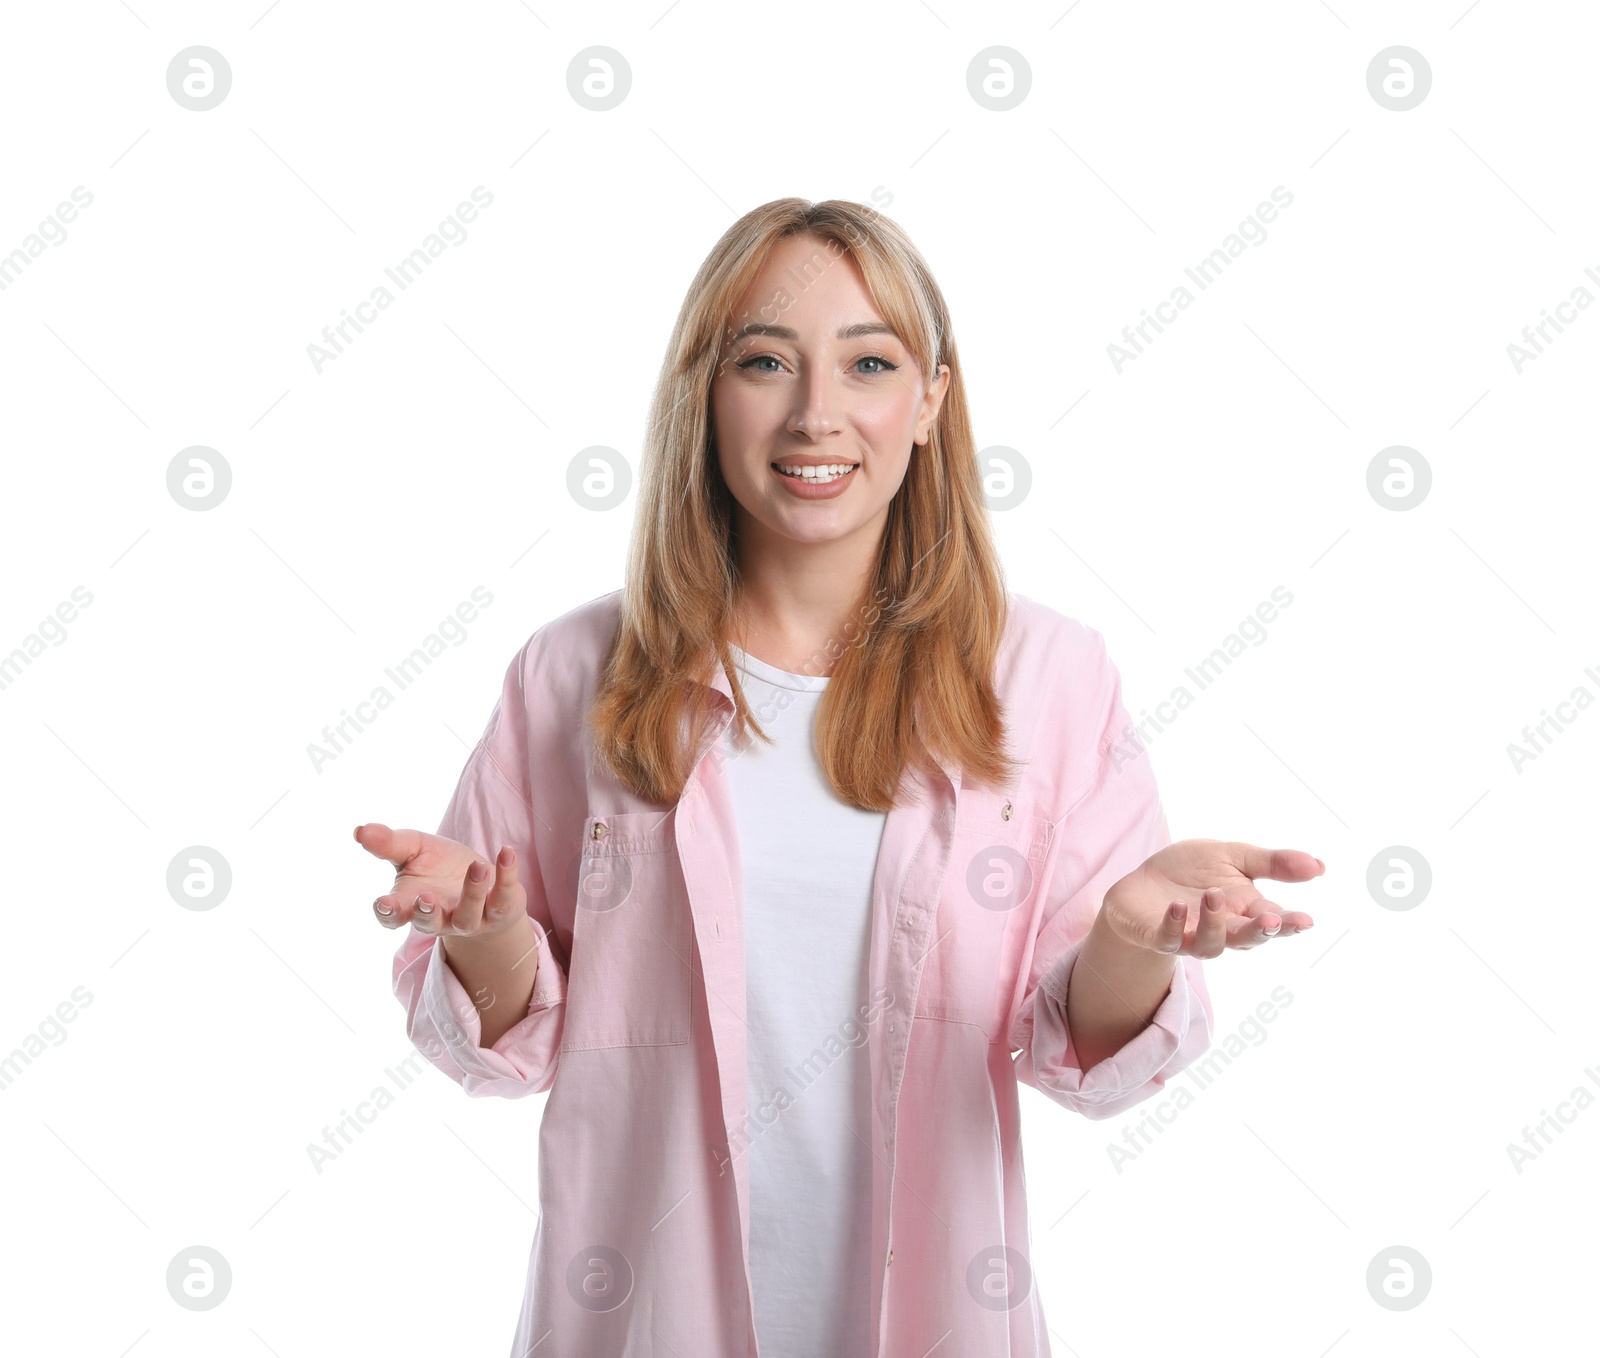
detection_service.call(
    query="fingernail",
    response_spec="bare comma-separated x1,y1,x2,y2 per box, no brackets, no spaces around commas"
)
468,862,487,883
374,898,392,916
416,897,434,914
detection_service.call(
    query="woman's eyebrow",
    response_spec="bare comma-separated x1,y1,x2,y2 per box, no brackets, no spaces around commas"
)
724,321,899,344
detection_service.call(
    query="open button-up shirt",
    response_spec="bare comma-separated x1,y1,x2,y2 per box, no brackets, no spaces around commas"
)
392,589,1214,1357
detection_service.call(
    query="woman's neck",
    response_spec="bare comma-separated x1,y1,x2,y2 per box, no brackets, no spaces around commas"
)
730,518,882,676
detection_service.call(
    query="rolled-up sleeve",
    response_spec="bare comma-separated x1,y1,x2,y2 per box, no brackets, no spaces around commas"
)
1009,629,1214,1120
390,641,568,1098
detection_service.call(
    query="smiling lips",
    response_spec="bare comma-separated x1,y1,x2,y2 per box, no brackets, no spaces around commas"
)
773,460,857,484
769,458,859,500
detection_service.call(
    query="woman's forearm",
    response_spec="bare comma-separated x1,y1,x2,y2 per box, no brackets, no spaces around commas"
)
440,915,542,1049
1063,911,1179,1073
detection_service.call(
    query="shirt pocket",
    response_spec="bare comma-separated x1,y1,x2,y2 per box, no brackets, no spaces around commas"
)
559,808,694,1051
913,790,1052,1041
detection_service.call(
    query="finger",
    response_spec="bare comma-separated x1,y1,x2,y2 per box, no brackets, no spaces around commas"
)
355,822,426,870
1227,909,1281,948
1188,888,1229,958
372,891,404,929
452,855,495,932
405,883,449,934
481,847,524,930
371,884,436,932
1223,843,1325,884
1248,893,1316,934
1151,900,1187,954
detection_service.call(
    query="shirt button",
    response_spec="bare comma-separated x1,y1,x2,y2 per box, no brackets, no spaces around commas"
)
887,1248,894,1266
590,820,608,841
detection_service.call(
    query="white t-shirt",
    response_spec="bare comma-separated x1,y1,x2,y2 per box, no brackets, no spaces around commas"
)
722,642,888,1358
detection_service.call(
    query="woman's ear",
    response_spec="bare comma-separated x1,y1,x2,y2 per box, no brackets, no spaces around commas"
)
912,362,951,447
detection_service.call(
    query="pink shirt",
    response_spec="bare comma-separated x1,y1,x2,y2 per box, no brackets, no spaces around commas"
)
392,589,1214,1357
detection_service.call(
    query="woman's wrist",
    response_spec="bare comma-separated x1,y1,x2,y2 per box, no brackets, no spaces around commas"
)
440,912,539,965
1086,898,1180,977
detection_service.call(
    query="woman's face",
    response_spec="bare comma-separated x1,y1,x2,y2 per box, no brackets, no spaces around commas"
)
709,233,950,554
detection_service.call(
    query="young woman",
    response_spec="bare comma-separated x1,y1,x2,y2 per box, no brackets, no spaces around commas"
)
357,198,1320,1358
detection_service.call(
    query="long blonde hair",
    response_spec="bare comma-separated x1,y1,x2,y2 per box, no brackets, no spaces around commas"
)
588,197,1020,812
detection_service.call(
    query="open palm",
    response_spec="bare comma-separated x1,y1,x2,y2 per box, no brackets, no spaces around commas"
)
354,822,526,938
1099,838,1321,957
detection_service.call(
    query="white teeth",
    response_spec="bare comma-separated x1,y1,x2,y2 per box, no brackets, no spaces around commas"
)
776,463,856,483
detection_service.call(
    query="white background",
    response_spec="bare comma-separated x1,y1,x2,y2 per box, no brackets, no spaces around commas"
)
1,1,1594,1354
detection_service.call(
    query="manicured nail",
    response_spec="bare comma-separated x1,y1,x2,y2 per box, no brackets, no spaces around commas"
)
374,898,392,916
416,897,434,914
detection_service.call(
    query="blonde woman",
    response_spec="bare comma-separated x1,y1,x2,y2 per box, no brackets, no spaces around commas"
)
357,198,1320,1357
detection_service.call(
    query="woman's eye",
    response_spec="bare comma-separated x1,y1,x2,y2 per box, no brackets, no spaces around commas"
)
735,352,900,375
856,354,899,375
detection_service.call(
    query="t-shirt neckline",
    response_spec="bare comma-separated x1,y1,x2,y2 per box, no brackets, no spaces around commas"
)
727,642,830,692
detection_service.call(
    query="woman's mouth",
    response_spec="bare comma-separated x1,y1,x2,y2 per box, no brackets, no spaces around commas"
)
770,459,858,500
772,460,858,485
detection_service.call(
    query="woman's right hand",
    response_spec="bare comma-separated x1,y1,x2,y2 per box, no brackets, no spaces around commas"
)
355,822,527,939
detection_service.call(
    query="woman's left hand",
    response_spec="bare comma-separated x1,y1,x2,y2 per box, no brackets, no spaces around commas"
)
1098,838,1323,958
